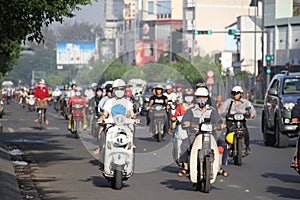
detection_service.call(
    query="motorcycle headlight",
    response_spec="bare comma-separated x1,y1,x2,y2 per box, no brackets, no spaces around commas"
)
113,115,126,125
112,133,129,147
73,104,83,109
282,103,295,110
234,113,245,120
200,124,212,132
155,105,163,111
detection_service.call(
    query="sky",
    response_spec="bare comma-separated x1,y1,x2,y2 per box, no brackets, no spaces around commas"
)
52,0,104,29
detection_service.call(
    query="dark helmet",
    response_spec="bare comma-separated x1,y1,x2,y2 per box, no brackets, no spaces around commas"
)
195,82,208,89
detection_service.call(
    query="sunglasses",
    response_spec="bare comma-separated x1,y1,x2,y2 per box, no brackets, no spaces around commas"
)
231,91,242,96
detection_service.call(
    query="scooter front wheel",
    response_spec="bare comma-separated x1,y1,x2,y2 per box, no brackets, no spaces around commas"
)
234,137,243,166
111,169,122,190
202,156,211,193
74,121,80,139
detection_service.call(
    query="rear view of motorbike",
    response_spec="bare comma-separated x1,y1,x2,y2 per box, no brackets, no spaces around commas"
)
189,123,221,193
150,105,167,142
99,113,135,190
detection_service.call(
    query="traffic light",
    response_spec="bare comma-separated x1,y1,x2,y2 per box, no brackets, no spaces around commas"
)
265,55,272,62
194,30,212,35
266,67,271,74
228,29,237,35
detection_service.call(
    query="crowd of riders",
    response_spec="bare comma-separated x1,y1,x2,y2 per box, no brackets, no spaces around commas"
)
88,79,257,179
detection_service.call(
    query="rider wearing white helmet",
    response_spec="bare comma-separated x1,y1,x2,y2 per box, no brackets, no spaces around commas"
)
163,84,178,105
98,79,138,122
95,79,139,155
179,87,228,177
220,86,256,153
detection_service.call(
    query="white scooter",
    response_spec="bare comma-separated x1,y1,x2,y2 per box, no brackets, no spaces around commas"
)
99,114,135,190
27,94,36,112
189,123,222,193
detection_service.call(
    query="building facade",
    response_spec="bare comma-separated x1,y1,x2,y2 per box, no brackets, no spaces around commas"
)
263,0,300,71
136,0,183,66
183,0,256,59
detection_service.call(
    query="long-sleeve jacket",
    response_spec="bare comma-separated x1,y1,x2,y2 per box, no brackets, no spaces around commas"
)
220,98,256,118
34,86,50,101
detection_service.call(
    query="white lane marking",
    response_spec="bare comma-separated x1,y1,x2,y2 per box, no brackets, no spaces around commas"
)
255,196,273,200
227,184,241,188
8,128,15,133
46,127,59,130
18,127,60,131
19,127,34,131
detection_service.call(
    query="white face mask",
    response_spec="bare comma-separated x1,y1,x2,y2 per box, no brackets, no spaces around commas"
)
75,91,81,96
184,96,194,103
114,90,125,98
97,92,102,96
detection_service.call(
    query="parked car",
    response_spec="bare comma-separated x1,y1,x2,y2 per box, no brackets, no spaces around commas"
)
261,71,300,147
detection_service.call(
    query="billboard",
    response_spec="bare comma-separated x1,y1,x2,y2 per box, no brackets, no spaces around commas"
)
56,41,97,65
140,21,155,41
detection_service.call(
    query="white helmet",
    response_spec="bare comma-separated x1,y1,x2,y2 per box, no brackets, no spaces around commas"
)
112,79,126,88
195,87,209,97
165,85,172,90
231,86,243,93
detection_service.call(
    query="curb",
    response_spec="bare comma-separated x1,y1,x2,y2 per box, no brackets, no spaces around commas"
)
0,143,22,200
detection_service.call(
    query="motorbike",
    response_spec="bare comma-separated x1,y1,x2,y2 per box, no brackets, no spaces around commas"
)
99,113,135,190
53,96,60,113
149,105,167,142
60,96,69,120
27,95,36,112
19,96,27,109
70,103,85,139
225,111,250,166
189,123,221,193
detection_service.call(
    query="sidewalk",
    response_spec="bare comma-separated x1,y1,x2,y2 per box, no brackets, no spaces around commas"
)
0,142,22,200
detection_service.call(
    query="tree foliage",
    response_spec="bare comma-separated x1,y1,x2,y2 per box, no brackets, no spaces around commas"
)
0,0,94,77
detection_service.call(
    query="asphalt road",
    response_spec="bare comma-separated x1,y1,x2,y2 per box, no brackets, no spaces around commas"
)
0,102,299,200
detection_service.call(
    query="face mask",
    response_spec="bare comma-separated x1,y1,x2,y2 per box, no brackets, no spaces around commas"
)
75,91,81,96
184,96,194,103
197,99,207,107
114,90,125,98
97,92,102,97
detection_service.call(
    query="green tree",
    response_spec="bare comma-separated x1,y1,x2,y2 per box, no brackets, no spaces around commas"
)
0,0,95,76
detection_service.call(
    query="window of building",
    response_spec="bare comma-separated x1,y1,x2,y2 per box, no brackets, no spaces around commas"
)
157,1,171,14
148,1,154,14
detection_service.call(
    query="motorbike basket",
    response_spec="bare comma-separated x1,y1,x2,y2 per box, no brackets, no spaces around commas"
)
37,100,47,108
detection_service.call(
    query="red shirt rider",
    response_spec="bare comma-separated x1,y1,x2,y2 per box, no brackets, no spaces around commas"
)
68,94,87,107
34,80,50,101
